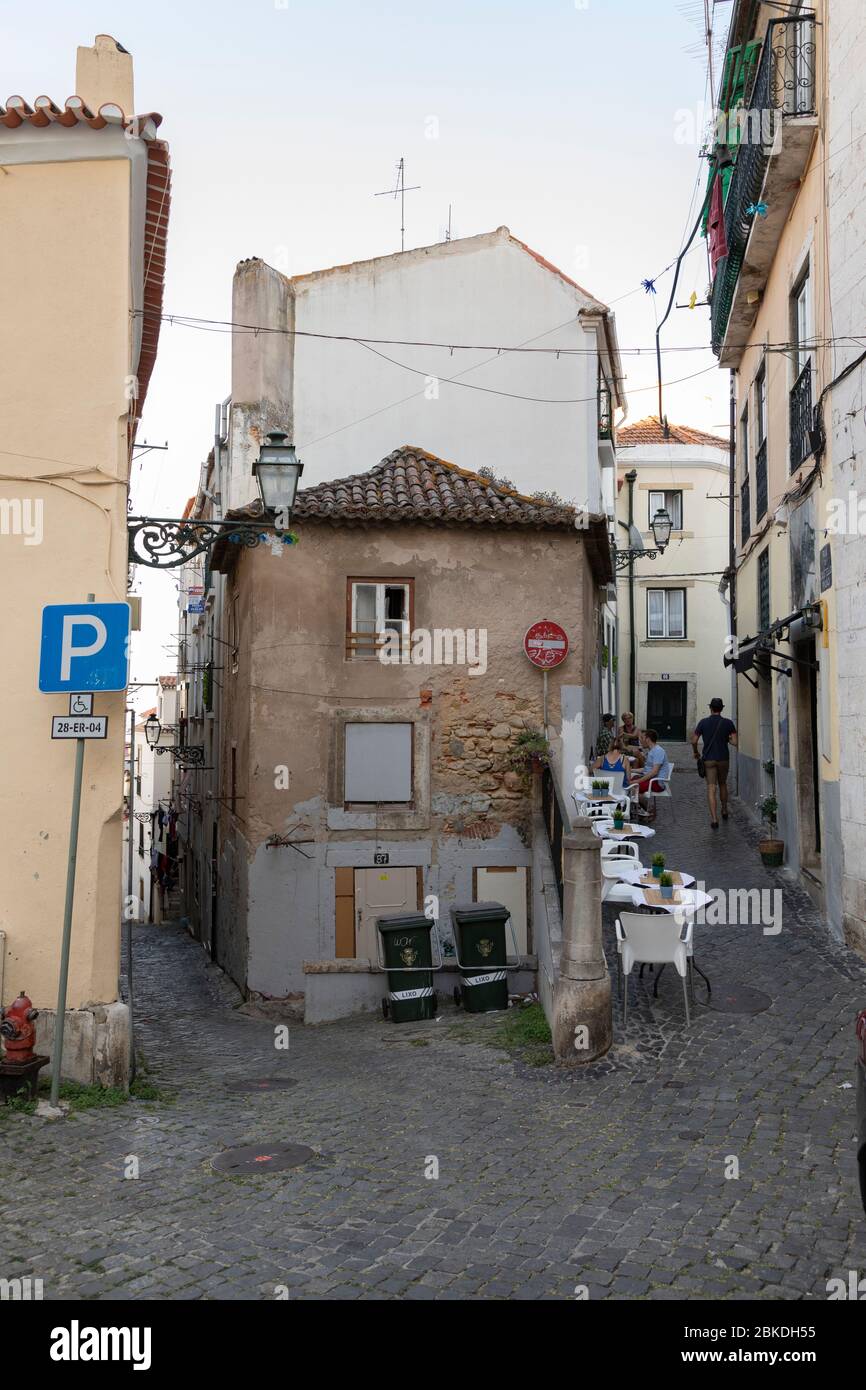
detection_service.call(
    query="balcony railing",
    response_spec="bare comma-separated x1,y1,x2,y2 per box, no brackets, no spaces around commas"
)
710,16,817,354
755,438,768,521
741,471,751,545
789,361,813,472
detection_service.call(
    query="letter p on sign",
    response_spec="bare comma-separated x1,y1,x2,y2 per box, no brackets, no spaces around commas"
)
39,603,131,692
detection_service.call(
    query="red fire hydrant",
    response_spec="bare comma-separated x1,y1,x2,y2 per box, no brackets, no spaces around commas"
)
0,992,40,1064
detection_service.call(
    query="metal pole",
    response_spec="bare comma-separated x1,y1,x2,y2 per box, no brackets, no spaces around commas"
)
543,669,549,739
626,470,637,714
126,705,136,1083
50,592,94,1108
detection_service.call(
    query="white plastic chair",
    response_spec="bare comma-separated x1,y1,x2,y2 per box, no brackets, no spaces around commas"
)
645,763,675,820
600,839,641,869
601,876,639,906
615,911,694,1027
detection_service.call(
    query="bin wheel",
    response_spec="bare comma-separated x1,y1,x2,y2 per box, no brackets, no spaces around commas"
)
382,998,390,1020
453,985,462,1008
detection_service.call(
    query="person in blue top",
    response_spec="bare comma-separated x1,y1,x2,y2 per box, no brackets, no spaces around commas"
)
592,737,634,779
691,697,738,829
627,729,670,820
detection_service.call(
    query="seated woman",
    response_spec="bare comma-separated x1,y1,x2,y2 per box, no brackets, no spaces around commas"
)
592,737,633,780
618,712,645,767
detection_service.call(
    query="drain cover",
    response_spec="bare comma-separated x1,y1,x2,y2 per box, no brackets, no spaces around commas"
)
708,983,772,1015
211,1142,315,1174
224,1077,298,1093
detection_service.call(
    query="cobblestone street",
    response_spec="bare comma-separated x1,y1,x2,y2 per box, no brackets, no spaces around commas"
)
3,758,866,1301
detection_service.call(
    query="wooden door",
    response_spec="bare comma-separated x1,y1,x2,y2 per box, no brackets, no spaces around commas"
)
353,866,419,961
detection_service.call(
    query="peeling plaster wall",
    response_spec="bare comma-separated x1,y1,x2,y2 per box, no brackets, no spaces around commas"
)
214,518,600,1001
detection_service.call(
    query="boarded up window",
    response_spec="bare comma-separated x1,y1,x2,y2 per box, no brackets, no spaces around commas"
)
344,722,412,803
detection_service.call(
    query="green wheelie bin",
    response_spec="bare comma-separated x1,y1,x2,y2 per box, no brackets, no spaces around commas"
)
450,901,513,1013
376,911,440,1023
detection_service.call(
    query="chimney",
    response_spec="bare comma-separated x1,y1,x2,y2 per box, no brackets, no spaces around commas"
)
75,34,134,115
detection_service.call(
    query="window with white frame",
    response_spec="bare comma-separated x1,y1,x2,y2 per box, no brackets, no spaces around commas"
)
344,722,413,803
792,265,812,378
347,579,412,660
647,588,686,639
648,489,683,531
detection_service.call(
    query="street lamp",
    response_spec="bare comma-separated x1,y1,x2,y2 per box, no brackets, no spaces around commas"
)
144,713,161,747
128,426,303,569
252,432,304,515
649,507,673,553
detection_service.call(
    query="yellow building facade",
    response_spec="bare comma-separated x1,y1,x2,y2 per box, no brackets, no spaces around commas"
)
0,36,169,1079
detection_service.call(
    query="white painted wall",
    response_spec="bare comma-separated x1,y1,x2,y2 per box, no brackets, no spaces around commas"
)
226,228,620,518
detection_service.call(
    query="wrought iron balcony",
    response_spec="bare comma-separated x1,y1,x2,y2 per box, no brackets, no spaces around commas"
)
789,361,813,472
741,471,751,545
710,16,817,361
755,437,768,521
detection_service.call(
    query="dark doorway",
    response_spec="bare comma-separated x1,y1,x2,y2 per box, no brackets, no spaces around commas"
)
647,681,687,741
793,636,821,864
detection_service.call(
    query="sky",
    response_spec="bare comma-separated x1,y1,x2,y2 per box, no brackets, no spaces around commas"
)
3,0,734,695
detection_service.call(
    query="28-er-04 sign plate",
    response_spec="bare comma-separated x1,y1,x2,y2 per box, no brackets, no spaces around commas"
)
51,715,108,740
523,621,569,669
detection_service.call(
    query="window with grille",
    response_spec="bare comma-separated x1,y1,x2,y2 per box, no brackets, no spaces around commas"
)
648,490,683,531
647,588,686,639
758,549,770,632
740,405,751,543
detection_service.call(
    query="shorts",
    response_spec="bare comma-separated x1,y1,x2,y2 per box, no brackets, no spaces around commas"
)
635,776,665,795
703,759,729,787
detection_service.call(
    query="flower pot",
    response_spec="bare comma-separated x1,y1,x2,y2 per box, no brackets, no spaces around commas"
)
759,838,784,868
613,817,624,830
652,865,663,879
660,885,673,900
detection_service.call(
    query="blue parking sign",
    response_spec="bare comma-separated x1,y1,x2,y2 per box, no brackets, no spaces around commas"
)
39,603,131,692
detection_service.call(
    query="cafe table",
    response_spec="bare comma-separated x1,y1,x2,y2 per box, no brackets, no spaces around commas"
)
626,885,714,997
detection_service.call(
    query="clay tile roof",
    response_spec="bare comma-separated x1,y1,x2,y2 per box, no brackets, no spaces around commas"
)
158,675,177,688
616,416,730,449
292,446,581,529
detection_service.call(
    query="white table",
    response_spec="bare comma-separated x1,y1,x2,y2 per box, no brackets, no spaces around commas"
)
617,867,696,889
593,822,656,841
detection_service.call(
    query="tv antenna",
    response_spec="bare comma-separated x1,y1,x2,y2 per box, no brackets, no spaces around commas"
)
374,157,420,252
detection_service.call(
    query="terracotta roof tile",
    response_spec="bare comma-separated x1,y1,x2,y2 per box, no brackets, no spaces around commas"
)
616,416,729,449
292,446,581,528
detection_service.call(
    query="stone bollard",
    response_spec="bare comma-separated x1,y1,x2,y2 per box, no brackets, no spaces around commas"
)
551,822,612,1064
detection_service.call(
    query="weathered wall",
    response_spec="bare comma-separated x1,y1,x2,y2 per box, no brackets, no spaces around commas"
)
215,517,598,998
225,230,613,515
828,0,866,954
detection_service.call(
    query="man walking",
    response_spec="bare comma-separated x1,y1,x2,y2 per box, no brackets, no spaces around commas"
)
691,698,738,830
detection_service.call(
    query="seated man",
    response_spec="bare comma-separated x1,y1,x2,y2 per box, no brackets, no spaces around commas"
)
595,713,616,761
628,728,670,820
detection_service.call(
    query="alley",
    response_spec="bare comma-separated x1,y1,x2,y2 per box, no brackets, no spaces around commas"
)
2,760,865,1301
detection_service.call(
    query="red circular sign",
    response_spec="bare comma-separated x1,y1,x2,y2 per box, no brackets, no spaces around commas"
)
523,621,569,669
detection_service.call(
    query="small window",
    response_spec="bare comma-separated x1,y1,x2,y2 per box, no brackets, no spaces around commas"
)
758,550,770,632
347,579,412,660
648,490,683,531
755,365,767,445
344,722,413,804
230,595,239,675
647,588,686,639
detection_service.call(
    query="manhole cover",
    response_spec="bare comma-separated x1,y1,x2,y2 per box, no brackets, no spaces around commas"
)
708,984,772,1015
211,1142,315,1174
224,1077,298,1093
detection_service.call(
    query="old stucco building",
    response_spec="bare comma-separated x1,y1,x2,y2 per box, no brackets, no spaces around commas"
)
614,418,732,739
205,446,612,1020
0,37,169,1081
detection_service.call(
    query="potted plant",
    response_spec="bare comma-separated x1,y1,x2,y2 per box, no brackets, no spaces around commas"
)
758,795,784,867
591,779,608,792
507,728,551,776
659,871,674,900
651,852,666,879
612,808,625,830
